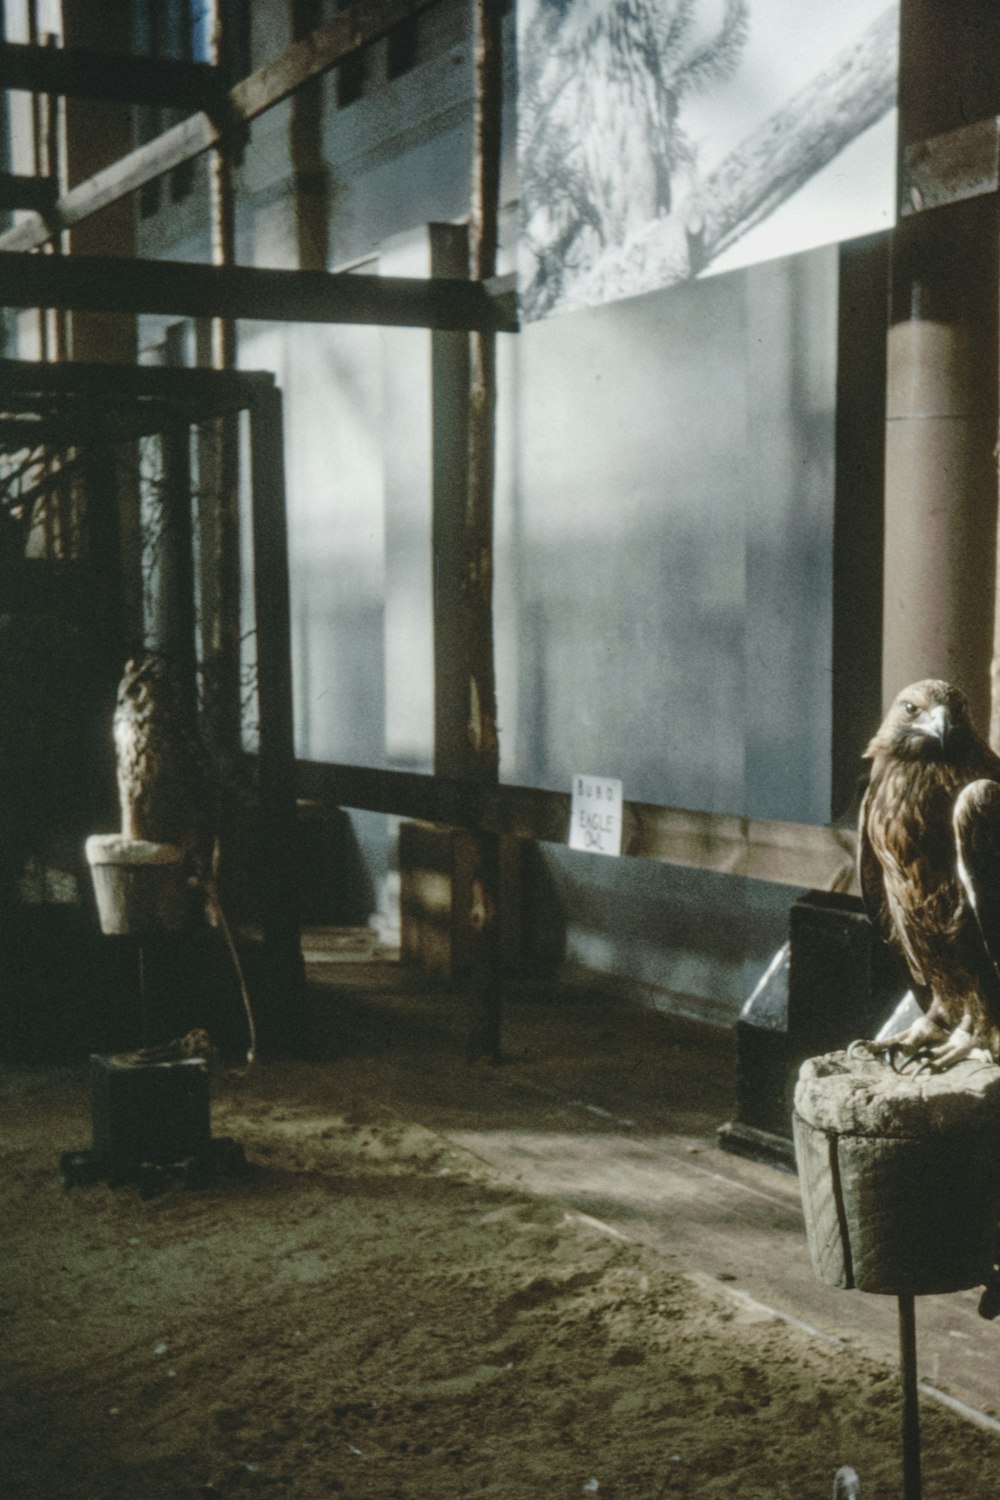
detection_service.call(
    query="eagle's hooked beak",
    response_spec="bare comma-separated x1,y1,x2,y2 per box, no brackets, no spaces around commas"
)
916,703,950,747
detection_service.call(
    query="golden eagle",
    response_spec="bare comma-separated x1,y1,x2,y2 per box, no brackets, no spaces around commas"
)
858,679,1000,1069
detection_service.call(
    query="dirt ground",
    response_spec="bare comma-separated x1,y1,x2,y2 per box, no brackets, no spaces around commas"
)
4,956,1000,1500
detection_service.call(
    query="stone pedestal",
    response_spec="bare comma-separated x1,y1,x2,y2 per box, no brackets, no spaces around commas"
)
794,1049,1000,1296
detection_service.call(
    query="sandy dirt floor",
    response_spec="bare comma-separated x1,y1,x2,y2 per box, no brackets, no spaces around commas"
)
4,957,1000,1499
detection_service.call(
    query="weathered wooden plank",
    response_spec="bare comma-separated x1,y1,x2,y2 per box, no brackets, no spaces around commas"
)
295,760,860,893
201,0,244,779
0,355,273,402
0,359,277,448
0,250,514,330
622,802,858,890
0,113,220,250
0,41,224,109
460,0,505,1063
902,115,1000,215
0,0,439,253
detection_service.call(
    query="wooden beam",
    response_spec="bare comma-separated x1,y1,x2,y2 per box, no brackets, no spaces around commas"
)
0,41,225,110
296,760,860,896
0,411,180,447
902,116,1000,215
249,387,306,1053
0,113,222,250
0,172,57,213
201,0,245,793
431,224,472,780
0,0,438,253
0,354,274,403
0,420,71,445
0,359,278,446
0,250,515,330
460,0,505,1063
231,0,435,120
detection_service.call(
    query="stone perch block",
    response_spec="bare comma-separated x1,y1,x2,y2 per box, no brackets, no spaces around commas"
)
794,1049,1000,1296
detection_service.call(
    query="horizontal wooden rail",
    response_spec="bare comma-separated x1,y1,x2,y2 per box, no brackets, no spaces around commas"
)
0,359,279,447
0,41,225,110
297,760,860,894
0,251,517,332
0,0,438,253
0,354,274,400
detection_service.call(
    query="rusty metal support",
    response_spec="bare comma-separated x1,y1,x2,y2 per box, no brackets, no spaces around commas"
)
898,1293,923,1500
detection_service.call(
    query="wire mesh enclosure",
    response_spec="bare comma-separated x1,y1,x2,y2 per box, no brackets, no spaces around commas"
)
0,358,302,1063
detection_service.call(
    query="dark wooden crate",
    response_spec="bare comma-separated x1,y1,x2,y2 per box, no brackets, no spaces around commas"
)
89,1052,211,1185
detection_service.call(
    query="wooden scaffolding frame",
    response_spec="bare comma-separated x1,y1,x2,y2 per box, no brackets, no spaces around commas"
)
0,358,305,1050
0,0,866,1060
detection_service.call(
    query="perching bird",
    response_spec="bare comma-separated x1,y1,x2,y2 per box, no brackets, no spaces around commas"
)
113,653,215,861
112,652,257,1072
858,679,1000,1069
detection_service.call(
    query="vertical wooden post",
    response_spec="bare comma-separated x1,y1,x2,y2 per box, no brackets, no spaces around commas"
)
60,0,141,647
60,0,136,365
462,0,504,1063
161,419,198,711
248,385,306,1054
432,222,472,783
204,0,244,773
43,30,69,367
289,0,332,273
27,0,47,360
161,325,198,713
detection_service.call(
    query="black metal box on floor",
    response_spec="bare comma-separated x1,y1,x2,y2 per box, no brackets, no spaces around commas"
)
720,889,907,1167
89,1053,211,1186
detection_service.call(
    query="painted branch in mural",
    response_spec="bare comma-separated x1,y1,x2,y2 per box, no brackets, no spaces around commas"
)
520,1,899,320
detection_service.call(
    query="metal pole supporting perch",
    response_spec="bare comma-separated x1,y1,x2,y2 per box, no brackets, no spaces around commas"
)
794,1047,1000,1500
898,1292,921,1500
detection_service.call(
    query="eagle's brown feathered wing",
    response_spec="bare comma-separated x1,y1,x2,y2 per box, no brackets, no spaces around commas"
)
859,679,1000,1063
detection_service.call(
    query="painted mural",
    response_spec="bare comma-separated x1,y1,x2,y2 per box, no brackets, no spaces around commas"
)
518,0,899,320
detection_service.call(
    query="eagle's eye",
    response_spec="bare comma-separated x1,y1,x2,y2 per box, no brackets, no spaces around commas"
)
903,701,918,717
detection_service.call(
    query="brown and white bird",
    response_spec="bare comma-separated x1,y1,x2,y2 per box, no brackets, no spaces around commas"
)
112,653,257,1071
858,679,1000,1069
113,653,214,861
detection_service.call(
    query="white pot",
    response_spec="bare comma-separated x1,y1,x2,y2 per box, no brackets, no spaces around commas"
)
84,834,190,936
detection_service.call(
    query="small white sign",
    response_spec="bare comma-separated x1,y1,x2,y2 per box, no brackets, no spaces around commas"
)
569,775,624,857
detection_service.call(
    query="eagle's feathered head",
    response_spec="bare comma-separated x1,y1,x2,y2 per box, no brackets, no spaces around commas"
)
864,678,971,762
